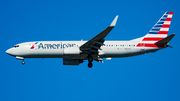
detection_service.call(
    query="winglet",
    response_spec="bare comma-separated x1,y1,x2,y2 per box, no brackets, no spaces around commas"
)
110,15,118,27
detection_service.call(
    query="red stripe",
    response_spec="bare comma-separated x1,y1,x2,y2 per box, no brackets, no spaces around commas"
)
136,43,165,48
162,24,170,28
158,31,168,34
136,43,157,47
169,12,173,15
30,45,34,49
166,18,171,21
144,43,157,47
136,43,141,47
142,37,164,41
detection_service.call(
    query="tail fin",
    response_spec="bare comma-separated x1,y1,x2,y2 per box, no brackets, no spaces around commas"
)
135,11,174,48
144,11,173,41
132,11,173,41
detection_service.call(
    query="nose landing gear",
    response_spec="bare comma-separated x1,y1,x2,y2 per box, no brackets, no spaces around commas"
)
21,60,25,65
16,56,25,65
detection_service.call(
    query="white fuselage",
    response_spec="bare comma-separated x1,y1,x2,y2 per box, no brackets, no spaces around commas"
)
6,41,160,60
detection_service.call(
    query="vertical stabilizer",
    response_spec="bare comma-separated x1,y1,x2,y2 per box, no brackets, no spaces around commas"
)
144,11,173,40
135,11,173,48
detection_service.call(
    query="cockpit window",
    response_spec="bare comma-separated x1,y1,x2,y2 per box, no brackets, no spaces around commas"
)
14,45,19,48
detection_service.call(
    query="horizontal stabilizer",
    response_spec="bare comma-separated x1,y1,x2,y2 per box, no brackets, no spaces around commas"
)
156,34,175,45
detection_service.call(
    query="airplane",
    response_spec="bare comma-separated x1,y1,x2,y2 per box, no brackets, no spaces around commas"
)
6,11,175,68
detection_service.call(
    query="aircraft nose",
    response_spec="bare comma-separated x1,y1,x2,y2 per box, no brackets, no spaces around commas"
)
6,48,13,55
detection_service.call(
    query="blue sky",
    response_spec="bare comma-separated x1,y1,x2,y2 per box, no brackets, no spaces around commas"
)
1,0,180,101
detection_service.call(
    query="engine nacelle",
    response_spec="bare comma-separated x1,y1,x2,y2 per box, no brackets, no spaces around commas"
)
63,58,83,65
63,47,81,56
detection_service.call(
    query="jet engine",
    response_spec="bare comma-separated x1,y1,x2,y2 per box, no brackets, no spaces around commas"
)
63,58,83,65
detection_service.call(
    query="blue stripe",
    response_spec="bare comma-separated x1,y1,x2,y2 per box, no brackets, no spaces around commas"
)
154,25,162,27
157,22,164,24
163,15,168,17
151,28,160,31
162,17,167,19
166,12,170,14
148,32,159,34
160,19,166,21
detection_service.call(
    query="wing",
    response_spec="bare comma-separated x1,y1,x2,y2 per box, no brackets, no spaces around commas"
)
80,15,118,54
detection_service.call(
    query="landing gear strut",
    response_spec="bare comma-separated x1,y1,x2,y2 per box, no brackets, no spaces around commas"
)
16,56,25,65
88,55,93,68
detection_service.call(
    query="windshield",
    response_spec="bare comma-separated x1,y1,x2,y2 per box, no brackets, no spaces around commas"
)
13,45,19,48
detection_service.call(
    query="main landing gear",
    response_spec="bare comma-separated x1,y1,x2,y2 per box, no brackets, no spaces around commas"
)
88,55,93,68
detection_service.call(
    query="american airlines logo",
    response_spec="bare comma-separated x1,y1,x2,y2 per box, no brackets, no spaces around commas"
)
38,43,76,49
30,42,38,49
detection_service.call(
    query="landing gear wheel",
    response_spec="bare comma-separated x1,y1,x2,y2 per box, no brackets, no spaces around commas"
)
88,62,93,68
22,61,25,65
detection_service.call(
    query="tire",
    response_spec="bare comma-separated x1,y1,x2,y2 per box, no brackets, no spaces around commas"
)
88,62,93,68
22,61,25,65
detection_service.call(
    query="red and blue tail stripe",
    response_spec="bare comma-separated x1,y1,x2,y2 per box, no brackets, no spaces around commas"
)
136,11,173,48
147,11,173,36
